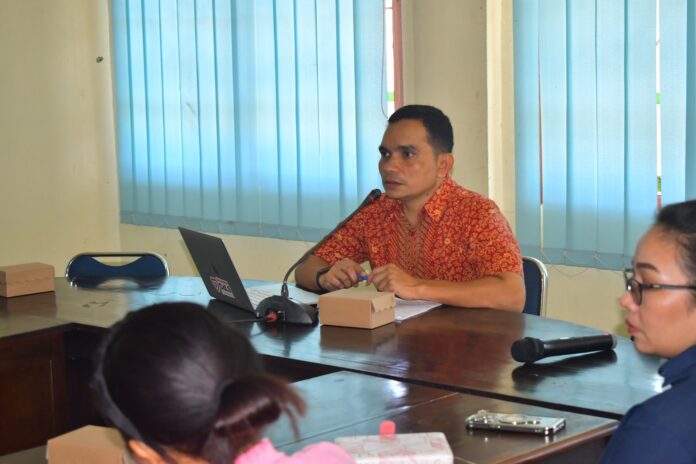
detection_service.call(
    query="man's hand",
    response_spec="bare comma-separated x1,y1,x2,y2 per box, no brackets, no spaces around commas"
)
367,264,422,299
318,258,368,292
367,266,525,311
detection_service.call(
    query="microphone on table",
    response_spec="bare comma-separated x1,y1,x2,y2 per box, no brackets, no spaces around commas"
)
510,334,617,363
256,189,382,325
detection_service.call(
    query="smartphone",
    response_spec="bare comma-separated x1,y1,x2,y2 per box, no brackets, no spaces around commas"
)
465,410,566,436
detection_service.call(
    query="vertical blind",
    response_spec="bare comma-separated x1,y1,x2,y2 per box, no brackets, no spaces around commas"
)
112,0,386,242
514,0,696,270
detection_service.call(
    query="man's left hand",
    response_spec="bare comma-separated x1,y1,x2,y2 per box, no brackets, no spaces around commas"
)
367,264,422,299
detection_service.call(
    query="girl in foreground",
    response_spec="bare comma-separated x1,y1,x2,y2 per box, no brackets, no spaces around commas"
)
92,302,354,464
600,200,696,463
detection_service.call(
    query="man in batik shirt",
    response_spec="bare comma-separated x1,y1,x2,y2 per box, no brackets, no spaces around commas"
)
295,105,524,311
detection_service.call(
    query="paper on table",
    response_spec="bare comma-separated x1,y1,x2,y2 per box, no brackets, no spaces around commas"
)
253,283,436,320
395,298,440,321
250,283,319,305
336,431,453,463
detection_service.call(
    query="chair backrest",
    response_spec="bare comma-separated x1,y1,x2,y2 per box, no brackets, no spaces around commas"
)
521,256,548,316
65,252,169,279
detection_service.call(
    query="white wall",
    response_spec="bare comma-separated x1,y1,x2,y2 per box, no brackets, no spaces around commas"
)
401,0,489,196
120,224,315,283
0,0,120,273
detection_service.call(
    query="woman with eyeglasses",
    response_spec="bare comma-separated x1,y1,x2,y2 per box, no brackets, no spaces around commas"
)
600,200,696,464
92,302,354,464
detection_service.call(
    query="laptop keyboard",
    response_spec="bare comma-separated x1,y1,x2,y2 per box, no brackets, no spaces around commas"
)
246,286,277,309
244,283,319,309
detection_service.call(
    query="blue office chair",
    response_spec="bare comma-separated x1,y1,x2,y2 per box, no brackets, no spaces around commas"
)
65,252,169,279
522,256,548,316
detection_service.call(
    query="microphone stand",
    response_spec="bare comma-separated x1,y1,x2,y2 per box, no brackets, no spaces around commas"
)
256,189,381,325
280,188,382,298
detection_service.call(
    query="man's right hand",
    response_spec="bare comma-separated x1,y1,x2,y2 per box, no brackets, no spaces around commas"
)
317,258,368,292
294,254,368,293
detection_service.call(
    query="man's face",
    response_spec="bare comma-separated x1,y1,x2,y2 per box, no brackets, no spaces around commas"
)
378,119,451,206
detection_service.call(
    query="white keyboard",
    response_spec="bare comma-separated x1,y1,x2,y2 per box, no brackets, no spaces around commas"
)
245,286,278,308
245,284,319,309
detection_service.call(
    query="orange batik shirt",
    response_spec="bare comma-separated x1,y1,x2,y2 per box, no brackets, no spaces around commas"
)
315,175,522,282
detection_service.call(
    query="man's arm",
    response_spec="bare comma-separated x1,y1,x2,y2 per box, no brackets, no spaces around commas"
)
294,254,367,292
368,264,525,312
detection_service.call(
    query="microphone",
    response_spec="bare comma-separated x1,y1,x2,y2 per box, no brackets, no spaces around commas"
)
256,189,382,325
280,188,382,298
510,334,617,363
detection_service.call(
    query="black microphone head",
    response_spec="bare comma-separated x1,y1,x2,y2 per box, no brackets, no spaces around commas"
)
282,188,382,286
368,188,382,202
359,189,381,208
511,337,545,363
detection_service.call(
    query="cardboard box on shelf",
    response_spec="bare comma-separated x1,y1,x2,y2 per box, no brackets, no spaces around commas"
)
319,288,395,329
0,262,55,298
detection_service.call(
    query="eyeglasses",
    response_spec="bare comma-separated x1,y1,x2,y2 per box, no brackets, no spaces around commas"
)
623,268,696,305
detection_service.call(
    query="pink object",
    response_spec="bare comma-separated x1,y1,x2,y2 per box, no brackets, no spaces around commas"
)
235,438,355,464
380,420,397,436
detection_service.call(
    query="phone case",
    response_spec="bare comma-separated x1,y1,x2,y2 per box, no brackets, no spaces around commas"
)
465,410,566,436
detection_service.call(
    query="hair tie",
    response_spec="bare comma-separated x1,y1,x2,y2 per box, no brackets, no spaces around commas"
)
93,328,148,446
214,378,235,408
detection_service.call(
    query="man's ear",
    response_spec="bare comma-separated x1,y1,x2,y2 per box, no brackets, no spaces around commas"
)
437,153,454,177
128,439,166,464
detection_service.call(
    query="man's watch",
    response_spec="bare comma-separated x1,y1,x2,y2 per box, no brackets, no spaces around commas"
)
315,267,331,292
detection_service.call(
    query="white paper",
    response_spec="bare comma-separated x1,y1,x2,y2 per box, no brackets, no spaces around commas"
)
336,432,453,463
250,284,438,320
395,298,440,321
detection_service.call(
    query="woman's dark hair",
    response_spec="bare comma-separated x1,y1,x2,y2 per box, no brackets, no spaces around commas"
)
388,104,454,154
655,199,696,284
92,302,305,464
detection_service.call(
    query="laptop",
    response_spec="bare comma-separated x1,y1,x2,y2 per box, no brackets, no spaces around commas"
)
179,227,318,318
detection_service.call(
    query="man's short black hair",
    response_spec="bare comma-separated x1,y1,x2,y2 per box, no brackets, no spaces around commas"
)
388,104,454,154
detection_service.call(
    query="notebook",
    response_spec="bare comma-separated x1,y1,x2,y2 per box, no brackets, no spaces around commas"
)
178,227,318,318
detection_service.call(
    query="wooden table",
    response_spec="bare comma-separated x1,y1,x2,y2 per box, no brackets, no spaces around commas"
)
0,371,617,464
243,307,661,420
269,371,617,463
0,276,662,456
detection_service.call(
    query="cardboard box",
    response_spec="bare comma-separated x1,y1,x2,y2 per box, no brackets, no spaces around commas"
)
47,425,132,464
0,262,55,297
320,323,397,352
319,288,395,329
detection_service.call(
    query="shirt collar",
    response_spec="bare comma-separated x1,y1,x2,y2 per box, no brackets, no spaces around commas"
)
659,344,696,387
381,175,454,222
422,175,454,223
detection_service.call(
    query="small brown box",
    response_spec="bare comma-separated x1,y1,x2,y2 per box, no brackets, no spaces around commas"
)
46,425,132,464
0,262,55,297
319,288,395,329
